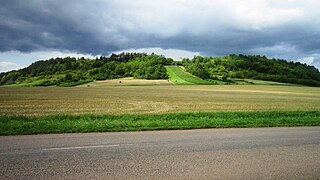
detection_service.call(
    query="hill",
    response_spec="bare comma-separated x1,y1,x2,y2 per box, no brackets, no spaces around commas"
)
182,54,320,87
0,53,173,87
0,53,319,87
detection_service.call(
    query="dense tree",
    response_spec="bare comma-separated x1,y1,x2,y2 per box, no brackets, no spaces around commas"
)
0,53,173,86
182,54,320,86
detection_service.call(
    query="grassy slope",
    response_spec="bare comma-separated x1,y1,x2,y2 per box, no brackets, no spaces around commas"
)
165,66,212,85
1,111,319,135
166,66,299,86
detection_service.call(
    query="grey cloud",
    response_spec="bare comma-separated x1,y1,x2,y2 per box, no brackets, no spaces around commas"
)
0,0,120,54
1,0,320,68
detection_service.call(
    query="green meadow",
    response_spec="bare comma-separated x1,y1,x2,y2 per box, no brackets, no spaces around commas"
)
165,66,213,85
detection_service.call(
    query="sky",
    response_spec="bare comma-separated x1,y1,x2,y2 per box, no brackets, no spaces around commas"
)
1,0,320,72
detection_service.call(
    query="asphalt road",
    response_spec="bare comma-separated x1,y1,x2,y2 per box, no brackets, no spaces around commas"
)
0,127,319,179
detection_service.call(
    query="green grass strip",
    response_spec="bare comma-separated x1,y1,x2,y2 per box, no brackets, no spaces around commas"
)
1,111,320,135
165,66,212,85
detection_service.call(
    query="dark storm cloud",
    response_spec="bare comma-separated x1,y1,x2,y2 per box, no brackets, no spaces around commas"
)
1,0,320,68
0,0,120,54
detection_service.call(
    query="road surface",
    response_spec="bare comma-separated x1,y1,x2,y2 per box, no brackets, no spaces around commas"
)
0,127,320,179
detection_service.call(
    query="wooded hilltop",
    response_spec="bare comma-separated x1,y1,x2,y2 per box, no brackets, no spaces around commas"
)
1,52,319,87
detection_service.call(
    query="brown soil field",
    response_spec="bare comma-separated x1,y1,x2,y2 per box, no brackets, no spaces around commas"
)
78,78,173,87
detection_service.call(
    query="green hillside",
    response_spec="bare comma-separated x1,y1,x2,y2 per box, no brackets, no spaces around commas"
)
165,66,212,85
1,53,320,87
182,54,320,87
0,53,173,87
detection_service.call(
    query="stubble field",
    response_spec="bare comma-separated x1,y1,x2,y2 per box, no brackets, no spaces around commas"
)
0,85,319,116
1,85,320,135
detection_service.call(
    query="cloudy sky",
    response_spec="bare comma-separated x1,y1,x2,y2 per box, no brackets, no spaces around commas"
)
1,0,320,72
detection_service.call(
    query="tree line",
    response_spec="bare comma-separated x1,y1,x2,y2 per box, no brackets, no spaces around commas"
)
1,53,319,87
182,54,320,86
0,53,173,86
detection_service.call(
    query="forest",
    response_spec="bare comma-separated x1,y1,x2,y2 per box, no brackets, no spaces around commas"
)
0,53,319,87
0,53,173,86
182,54,320,86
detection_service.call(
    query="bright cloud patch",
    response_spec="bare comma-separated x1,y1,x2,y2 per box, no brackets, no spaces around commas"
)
113,48,200,60
0,50,97,72
0,61,18,72
298,54,320,69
